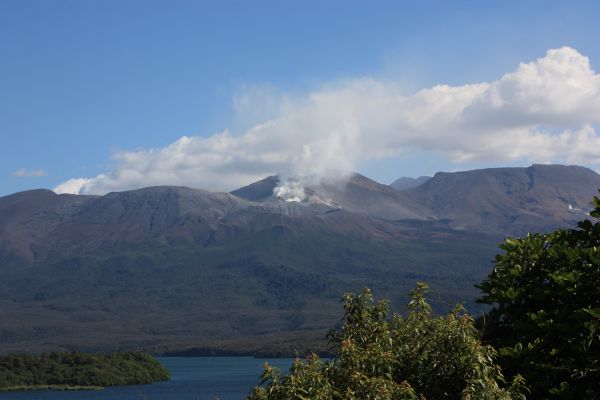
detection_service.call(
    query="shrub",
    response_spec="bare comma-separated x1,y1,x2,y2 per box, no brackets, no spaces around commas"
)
477,191,600,399
248,285,524,400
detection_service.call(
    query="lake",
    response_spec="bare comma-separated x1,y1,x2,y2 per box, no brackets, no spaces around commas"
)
0,357,296,400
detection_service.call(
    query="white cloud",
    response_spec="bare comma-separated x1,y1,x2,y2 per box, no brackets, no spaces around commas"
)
13,168,47,178
54,47,600,195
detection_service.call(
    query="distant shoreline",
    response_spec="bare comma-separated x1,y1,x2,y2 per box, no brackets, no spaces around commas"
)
158,348,334,359
0,384,104,392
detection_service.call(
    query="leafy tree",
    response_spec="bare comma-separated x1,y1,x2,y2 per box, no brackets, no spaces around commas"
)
478,191,600,398
248,285,524,400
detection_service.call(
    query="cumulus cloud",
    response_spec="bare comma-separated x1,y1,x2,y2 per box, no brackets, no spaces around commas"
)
13,168,47,178
55,47,600,195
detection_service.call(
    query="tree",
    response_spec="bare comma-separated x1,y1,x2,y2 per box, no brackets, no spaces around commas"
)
248,285,524,400
478,191,600,398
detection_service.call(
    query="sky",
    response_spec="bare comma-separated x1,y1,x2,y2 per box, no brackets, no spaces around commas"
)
1,0,600,196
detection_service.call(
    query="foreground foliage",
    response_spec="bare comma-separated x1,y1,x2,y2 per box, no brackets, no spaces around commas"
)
248,285,525,400
0,351,170,390
478,191,600,399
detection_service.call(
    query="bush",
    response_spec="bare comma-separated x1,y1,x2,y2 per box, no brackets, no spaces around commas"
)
478,191,600,398
248,285,524,400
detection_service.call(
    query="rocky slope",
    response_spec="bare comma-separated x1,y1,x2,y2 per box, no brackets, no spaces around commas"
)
401,164,600,235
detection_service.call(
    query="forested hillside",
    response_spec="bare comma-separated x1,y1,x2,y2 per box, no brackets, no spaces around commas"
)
0,352,169,391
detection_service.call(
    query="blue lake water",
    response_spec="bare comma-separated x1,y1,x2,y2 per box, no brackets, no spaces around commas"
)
0,357,295,400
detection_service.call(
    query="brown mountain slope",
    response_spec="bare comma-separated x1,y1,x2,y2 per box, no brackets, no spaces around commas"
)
232,165,600,234
231,173,434,220
402,164,600,235
0,190,97,263
310,174,434,220
0,184,424,265
3,165,597,264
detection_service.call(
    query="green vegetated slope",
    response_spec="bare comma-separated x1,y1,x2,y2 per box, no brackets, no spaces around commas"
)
0,351,169,391
0,223,500,355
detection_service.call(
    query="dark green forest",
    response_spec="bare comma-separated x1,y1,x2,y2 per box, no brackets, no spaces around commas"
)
0,351,169,391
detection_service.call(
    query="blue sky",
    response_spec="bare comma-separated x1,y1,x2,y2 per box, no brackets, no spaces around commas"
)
2,0,600,196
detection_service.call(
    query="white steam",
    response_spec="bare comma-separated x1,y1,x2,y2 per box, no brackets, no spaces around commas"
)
273,177,307,202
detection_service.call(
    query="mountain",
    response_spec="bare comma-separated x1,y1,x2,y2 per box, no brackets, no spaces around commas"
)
230,175,278,202
0,184,426,264
234,165,600,235
402,164,600,235
232,173,434,220
390,176,431,191
0,189,97,264
0,187,247,263
0,184,497,355
0,164,598,355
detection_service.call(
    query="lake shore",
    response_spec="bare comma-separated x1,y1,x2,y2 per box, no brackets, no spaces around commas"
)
1,384,104,392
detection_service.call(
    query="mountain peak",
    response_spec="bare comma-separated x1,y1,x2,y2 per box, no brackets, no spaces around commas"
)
230,175,279,202
404,164,600,234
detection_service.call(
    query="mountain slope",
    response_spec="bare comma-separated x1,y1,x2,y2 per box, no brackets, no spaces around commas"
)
0,186,499,354
1,164,599,355
0,187,253,263
403,164,600,234
230,175,278,202
0,190,97,264
390,176,431,191
231,173,434,220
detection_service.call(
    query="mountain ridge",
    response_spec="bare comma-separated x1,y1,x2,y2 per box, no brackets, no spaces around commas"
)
402,164,600,234
390,176,431,191
0,164,598,355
